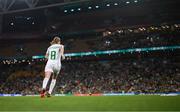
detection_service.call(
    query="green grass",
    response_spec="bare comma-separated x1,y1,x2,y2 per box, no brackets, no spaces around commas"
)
0,95,179,111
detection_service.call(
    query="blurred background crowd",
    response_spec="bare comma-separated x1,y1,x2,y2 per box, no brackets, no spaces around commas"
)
0,58,179,95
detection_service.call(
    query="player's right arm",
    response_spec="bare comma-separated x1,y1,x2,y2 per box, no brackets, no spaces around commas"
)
60,45,65,60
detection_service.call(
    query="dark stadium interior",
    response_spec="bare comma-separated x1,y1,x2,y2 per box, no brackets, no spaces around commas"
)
0,0,180,95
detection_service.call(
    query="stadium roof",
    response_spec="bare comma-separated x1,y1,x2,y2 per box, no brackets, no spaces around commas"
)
0,0,179,15
0,0,91,14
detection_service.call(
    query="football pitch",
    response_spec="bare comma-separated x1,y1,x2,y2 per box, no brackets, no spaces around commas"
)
0,95,180,112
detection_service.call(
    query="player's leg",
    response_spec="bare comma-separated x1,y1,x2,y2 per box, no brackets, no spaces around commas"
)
42,71,52,90
47,72,58,97
47,64,61,97
41,71,52,98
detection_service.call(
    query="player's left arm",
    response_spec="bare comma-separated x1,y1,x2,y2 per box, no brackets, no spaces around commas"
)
45,48,49,60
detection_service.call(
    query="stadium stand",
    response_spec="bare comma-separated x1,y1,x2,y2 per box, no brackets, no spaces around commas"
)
0,58,179,94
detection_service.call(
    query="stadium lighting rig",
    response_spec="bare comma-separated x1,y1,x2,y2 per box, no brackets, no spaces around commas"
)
63,0,139,14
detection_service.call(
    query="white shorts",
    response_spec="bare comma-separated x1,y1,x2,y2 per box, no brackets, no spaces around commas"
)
45,63,61,75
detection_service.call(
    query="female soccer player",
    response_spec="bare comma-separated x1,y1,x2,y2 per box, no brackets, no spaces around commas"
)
41,36,65,98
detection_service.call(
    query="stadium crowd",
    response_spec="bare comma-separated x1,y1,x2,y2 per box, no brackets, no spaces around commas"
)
0,58,179,95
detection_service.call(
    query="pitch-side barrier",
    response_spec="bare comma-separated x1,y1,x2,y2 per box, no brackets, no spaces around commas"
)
0,92,180,96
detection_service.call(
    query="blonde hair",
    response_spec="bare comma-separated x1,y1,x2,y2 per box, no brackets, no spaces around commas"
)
50,36,61,45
